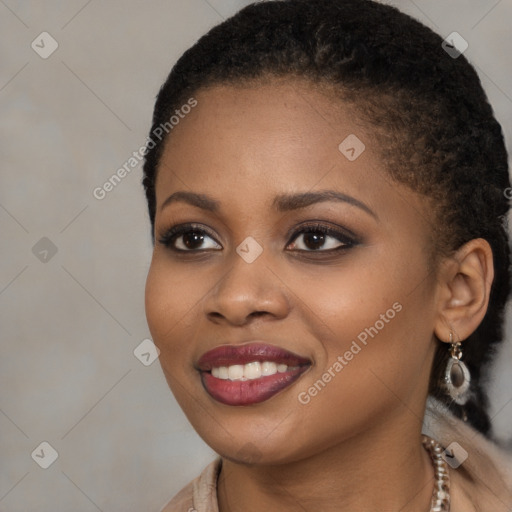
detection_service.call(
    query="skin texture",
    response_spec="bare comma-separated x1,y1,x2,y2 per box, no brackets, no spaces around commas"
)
145,79,493,512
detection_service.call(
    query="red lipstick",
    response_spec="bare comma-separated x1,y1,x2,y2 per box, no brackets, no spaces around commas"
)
196,342,311,406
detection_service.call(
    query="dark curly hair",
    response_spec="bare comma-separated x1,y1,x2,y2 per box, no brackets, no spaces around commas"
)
142,0,511,437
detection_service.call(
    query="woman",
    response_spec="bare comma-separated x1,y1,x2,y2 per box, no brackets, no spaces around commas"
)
142,0,512,510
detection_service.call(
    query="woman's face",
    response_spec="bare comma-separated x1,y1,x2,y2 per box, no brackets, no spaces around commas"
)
145,79,440,464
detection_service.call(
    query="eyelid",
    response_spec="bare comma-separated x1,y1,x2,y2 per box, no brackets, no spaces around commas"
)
284,220,359,246
158,220,359,253
157,223,222,250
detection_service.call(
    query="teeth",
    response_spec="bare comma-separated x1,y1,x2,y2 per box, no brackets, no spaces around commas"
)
261,361,277,376
244,361,261,380
228,364,244,380
211,361,299,381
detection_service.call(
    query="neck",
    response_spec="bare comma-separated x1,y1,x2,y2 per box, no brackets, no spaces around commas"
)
217,411,436,512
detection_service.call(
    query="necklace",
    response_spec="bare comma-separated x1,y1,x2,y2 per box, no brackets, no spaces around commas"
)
422,435,451,511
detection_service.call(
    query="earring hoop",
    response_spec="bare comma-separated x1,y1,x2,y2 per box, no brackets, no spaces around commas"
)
443,332,471,405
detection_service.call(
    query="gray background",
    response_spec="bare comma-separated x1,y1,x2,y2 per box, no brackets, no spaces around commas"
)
1,1,511,510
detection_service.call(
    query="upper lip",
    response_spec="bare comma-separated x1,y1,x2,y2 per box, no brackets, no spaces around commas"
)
196,342,312,371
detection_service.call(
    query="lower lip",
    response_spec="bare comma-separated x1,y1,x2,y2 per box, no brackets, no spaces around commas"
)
201,367,309,406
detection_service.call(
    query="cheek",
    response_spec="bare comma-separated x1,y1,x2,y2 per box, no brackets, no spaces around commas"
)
302,252,410,336
144,258,198,357
144,260,203,407
306,264,434,415
145,262,171,342
305,244,434,374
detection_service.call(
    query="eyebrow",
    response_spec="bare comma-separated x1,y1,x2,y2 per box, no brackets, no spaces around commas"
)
160,190,377,219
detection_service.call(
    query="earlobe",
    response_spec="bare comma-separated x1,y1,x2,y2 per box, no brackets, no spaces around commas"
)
434,238,494,343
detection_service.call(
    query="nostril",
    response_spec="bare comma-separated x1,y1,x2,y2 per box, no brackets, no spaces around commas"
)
249,311,267,319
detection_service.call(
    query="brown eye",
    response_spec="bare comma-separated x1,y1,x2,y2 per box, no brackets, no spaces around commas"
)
180,231,207,250
158,224,222,252
287,224,356,252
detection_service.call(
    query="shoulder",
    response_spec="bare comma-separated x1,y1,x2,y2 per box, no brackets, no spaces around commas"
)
160,480,194,512
160,458,222,512
424,396,512,512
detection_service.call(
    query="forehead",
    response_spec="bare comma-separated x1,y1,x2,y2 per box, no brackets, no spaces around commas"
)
153,80,433,258
155,79,381,202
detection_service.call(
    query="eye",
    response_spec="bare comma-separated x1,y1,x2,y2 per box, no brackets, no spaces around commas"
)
286,223,356,252
158,224,221,252
158,222,358,254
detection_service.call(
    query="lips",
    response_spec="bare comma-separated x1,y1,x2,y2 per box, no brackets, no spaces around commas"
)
196,342,311,406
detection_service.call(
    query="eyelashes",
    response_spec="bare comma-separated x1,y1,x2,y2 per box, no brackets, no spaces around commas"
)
157,222,359,255
159,224,221,252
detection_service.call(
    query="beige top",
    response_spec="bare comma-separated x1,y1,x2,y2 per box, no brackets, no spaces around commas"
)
161,398,512,512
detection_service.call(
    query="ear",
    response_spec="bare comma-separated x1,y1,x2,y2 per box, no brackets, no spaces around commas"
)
433,238,494,344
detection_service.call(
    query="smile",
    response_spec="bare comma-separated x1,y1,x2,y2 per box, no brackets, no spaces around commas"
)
196,342,311,406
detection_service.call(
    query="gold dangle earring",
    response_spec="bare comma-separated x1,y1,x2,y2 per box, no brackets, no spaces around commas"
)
444,332,471,406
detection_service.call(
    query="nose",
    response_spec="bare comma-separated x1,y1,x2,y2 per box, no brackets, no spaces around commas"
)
203,250,291,326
